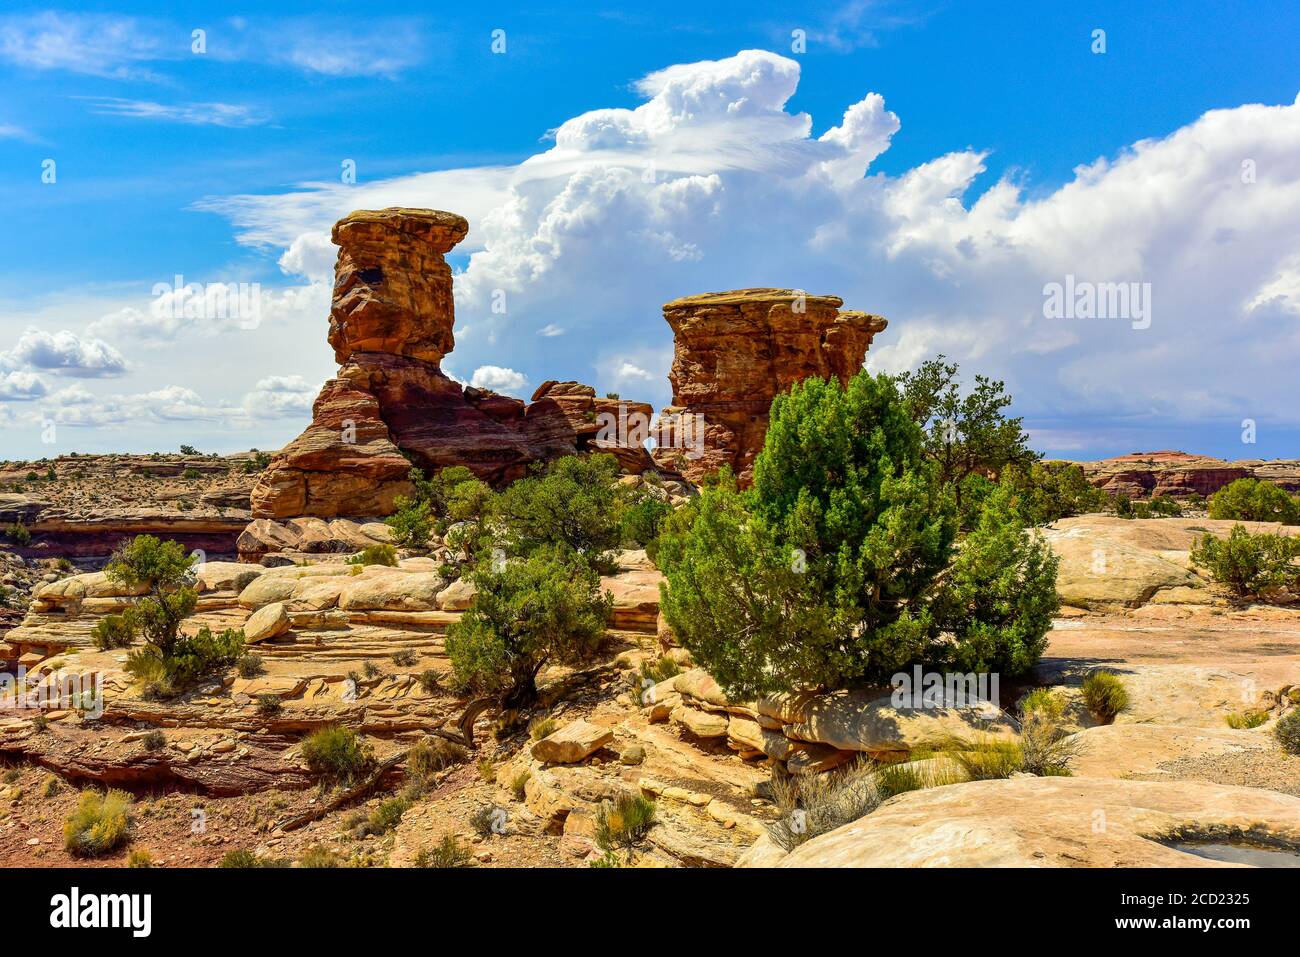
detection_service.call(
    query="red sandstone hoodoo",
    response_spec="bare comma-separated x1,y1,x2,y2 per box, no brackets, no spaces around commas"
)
650,289,887,485
249,208,889,523
250,208,658,520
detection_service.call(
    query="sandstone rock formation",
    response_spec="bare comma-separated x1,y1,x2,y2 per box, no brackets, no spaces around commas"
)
764,777,1300,867
650,289,886,485
1075,450,1300,498
251,209,658,520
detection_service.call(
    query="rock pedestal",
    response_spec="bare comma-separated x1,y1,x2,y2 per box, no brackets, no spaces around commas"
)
650,289,886,485
251,209,658,520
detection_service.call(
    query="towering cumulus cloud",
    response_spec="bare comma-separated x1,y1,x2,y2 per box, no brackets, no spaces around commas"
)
197,50,1300,451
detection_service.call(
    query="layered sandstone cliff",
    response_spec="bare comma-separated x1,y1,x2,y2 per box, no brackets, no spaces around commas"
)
650,289,887,484
250,209,656,520
1075,450,1300,498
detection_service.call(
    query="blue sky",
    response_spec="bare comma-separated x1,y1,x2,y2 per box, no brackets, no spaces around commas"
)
1,1,1298,461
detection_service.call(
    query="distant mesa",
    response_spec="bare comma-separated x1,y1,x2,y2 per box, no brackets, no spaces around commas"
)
1073,451,1300,498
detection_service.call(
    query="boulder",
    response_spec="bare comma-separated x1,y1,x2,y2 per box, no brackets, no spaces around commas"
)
770,776,1300,868
773,687,1016,757
244,602,291,644
671,704,729,739
337,570,446,611
530,720,614,764
435,578,477,611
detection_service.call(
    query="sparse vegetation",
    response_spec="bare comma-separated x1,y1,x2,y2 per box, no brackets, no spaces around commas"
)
141,730,166,751
509,769,530,800
1190,524,1300,600
1081,671,1129,724
298,845,342,868
407,738,467,780
1275,710,1300,755
360,797,408,836
947,735,1024,780
256,694,283,717
1225,710,1269,729
4,522,32,546
446,546,612,709
391,648,418,668
1018,687,1066,721
658,367,1056,699
594,790,656,862
471,804,502,837
416,834,472,867
528,716,560,741
300,726,371,784
127,848,153,868
236,653,264,678
1208,478,1299,525
218,848,289,868
347,544,398,567
64,789,132,857
1017,710,1081,776
767,760,884,851
417,670,440,694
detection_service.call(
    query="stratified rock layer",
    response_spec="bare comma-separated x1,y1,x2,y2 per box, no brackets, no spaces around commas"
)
650,289,886,485
1074,450,1300,498
251,209,657,519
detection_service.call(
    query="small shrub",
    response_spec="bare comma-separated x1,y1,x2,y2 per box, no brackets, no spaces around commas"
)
509,769,530,801
477,757,496,783
1274,710,1300,755
416,834,472,868
767,760,882,851
947,735,1024,780
346,544,398,567
621,497,671,549
218,849,289,868
1190,525,1300,600
40,775,59,797
127,848,153,868
391,649,418,668
640,655,681,685
362,797,408,836
417,670,440,694
298,845,341,868
5,522,32,546
1225,710,1269,730
1018,711,1081,776
594,791,656,862
31,714,49,733
1208,478,1299,525
64,789,132,857
363,660,382,679
1081,671,1129,724
528,716,560,741
1018,687,1065,722
470,804,501,838
873,761,929,800
407,738,467,780
236,654,264,678
256,694,283,717
300,726,371,784
141,730,166,751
